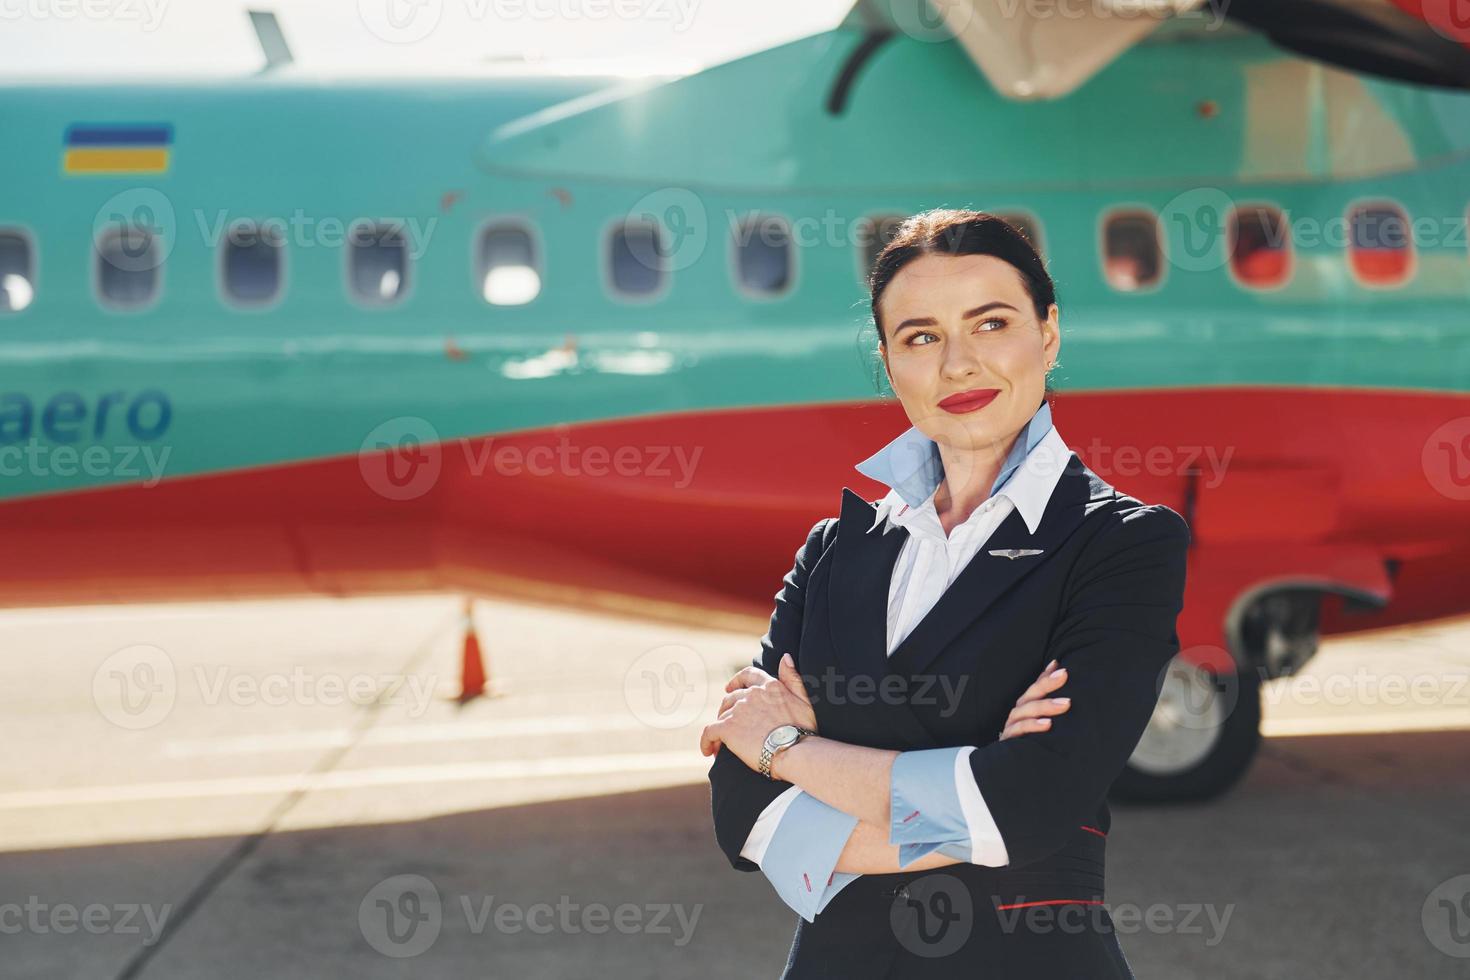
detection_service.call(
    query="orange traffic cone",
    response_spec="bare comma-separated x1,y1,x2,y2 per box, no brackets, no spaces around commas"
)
457,598,488,703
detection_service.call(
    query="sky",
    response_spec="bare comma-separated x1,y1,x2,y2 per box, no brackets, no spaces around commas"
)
0,0,854,78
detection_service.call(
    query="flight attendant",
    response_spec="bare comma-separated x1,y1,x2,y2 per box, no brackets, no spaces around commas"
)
700,208,1190,978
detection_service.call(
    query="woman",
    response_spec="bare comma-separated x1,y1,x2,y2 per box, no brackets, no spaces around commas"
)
700,209,1190,978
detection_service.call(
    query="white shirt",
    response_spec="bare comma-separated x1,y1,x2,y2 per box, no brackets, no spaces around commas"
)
739,417,1073,870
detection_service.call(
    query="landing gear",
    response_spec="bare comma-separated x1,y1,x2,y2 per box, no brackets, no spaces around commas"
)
1112,589,1322,803
1111,656,1262,802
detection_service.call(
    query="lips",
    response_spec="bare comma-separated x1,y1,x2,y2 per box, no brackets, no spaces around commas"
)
938,388,1000,412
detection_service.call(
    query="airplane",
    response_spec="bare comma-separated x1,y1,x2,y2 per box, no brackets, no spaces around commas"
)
2,0,1469,802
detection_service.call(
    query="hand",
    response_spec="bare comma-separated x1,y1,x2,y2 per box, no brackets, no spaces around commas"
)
999,658,1070,741
698,653,817,768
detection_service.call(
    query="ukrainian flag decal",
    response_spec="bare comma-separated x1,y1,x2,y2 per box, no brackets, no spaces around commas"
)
63,123,173,176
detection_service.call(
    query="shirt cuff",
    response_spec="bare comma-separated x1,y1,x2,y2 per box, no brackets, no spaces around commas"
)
889,746,1009,869
752,789,862,923
740,785,802,866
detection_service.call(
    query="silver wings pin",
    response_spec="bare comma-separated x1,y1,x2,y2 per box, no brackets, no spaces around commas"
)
988,548,1045,560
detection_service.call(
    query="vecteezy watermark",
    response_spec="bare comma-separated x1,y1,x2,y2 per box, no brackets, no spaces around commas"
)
1422,417,1470,502
889,872,1234,960
90,191,441,274
890,873,974,958
0,0,169,31
621,187,710,274
92,644,439,729
0,897,172,945
359,417,443,502
1262,666,1470,710
357,875,702,958
624,643,711,730
1,389,173,486
358,416,706,502
1077,437,1235,489
1424,874,1470,959
1161,185,1470,273
462,435,702,487
1418,0,1470,45
357,0,700,45
802,666,971,718
193,209,438,262
0,440,171,486
995,898,1234,946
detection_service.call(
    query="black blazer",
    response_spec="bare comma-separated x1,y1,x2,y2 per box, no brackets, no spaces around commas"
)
707,451,1190,979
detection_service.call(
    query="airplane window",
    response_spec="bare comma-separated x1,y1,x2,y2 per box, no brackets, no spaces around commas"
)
222,221,284,307
478,223,540,306
1348,203,1413,286
1229,205,1291,288
995,212,1044,259
95,226,161,310
733,215,792,296
1102,210,1163,291
349,222,409,305
608,219,665,297
0,232,34,313
857,214,905,284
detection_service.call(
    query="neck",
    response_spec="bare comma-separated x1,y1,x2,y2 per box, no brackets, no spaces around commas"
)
932,426,1021,522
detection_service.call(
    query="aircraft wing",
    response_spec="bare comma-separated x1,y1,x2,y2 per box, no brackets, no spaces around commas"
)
841,0,1210,100
842,0,1470,100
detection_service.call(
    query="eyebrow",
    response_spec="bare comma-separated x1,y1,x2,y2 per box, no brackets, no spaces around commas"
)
894,301,1020,334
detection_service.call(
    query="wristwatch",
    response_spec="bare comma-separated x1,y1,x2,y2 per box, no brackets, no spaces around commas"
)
759,724,816,780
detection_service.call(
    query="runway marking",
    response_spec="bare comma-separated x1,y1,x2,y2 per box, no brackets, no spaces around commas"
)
162,713,660,758
0,750,706,810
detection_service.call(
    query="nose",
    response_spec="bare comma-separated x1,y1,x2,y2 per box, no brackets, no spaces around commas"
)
940,338,981,380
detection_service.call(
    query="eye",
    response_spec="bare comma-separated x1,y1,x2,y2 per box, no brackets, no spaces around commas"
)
976,316,1008,331
904,331,938,347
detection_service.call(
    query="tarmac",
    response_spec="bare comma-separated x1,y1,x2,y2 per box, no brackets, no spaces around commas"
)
1,594,1466,979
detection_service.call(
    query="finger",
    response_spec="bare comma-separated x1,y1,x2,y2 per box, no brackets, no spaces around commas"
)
700,721,725,756
999,716,1053,740
777,653,810,702
1014,666,1068,706
1005,697,1071,724
716,689,751,716
725,666,771,693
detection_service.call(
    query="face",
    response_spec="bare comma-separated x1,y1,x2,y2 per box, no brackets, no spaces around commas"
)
878,253,1060,468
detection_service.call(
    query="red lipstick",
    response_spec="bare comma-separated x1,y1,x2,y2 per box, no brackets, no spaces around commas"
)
937,388,1000,414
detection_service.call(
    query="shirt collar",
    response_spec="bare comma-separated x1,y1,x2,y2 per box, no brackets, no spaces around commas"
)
854,399,1070,537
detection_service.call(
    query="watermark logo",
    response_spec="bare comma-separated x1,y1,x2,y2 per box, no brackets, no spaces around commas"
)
623,187,709,274
359,416,443,502
359,874,442,958
357,875,702,956
1160,186,1235,273
1419,0,1470,45
91,644,439,729
1423,417,1470,502
624,643,709,729
93,643,177,730
890,872,974,958
93,187,176,273
0,897,172,944
1423,874,1470,959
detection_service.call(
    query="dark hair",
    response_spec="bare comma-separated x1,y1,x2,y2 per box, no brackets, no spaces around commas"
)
865,208,1058,399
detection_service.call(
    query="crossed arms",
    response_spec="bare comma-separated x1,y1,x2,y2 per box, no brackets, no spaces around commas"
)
704,504,1190,922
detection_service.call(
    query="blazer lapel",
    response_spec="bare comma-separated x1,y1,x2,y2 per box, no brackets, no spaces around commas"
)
885,452,1107,679
824,453,1114,748
827,487,908,685
819,487,933,749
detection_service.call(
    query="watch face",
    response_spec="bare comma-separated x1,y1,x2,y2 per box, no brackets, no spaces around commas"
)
768,724,800,748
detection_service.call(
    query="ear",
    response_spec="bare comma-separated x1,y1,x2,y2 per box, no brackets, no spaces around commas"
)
1043,303,1061,364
